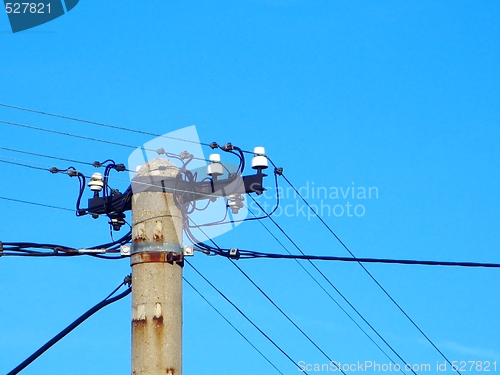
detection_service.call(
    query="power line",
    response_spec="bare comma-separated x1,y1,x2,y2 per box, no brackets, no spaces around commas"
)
244,198,406,372
0,151,238,205
228,257,347,374
0,196,74,212
0,158,51,172
6,154,491,268
0,155,88,176
0,103,214,148
0,104,267,178
232,250,500,269
196,220,347,374
0,106,463,370
189,215,390,375
0,119,149,151
183,277,285,375
0,151,138,186
0,119,223,167
2,231,132,259
185,259,307,374
6,277,131,375
0,104,258,168
279,173,461,375
246,195,414,374
0,146,97,167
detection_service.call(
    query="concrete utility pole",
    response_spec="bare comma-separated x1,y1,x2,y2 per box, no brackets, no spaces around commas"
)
130,159,184,375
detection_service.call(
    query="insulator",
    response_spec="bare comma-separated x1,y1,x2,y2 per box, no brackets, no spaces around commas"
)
207,153,223,177
88,172,104,192
252,146,268,169
227,193,244,214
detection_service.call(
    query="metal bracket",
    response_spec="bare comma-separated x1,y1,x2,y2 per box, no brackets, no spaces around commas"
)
83,171,266,217
131,242,183,255
130,251,184,267
131,173,266,203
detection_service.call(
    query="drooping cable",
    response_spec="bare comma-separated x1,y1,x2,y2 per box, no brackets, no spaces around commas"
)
244,197,405,372
0,103,214,148
184,277,285,375
232,249,500,268
185,259,307,374
2,230,131,259
189,218,347,374
0,158,53,172
0,146,97,167
6,276,131,375
279,172,461,374
0,196,74,212
244,194,416,375
0,119,213,165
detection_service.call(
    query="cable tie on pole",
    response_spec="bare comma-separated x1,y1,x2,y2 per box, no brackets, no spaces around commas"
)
124,274,132,286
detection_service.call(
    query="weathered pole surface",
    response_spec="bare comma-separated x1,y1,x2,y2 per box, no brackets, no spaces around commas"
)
131,159,183,375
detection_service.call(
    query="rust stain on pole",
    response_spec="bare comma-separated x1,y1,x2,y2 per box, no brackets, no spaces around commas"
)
153,221,164,242
130,252,184,266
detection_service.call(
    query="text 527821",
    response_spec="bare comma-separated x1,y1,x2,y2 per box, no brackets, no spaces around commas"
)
5,3,51,14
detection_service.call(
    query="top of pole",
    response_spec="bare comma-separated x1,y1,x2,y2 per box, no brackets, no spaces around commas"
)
131,158,183,250
135,158,179,179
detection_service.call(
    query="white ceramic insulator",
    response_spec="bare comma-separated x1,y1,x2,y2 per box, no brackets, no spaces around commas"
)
207,153,223,176
228,193,244,202
228,197,244,214
88,172,104,192
252,146,268,169
209,154,221,162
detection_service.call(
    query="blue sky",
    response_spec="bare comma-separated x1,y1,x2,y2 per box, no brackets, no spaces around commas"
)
0,1,499,374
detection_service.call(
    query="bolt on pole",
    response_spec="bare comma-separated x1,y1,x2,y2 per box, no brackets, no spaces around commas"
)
130,159,184,375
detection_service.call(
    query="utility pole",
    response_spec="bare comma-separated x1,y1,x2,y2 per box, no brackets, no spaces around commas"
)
124,147,268,375
130,159,184,375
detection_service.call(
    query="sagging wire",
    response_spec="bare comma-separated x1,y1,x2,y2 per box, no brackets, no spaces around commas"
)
185,259,306,373
6,275,132,375
47,160,123,218
0,229,132,259
100,160,128,233
220,250,500,268
183,276,286,374
219,143,245,176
